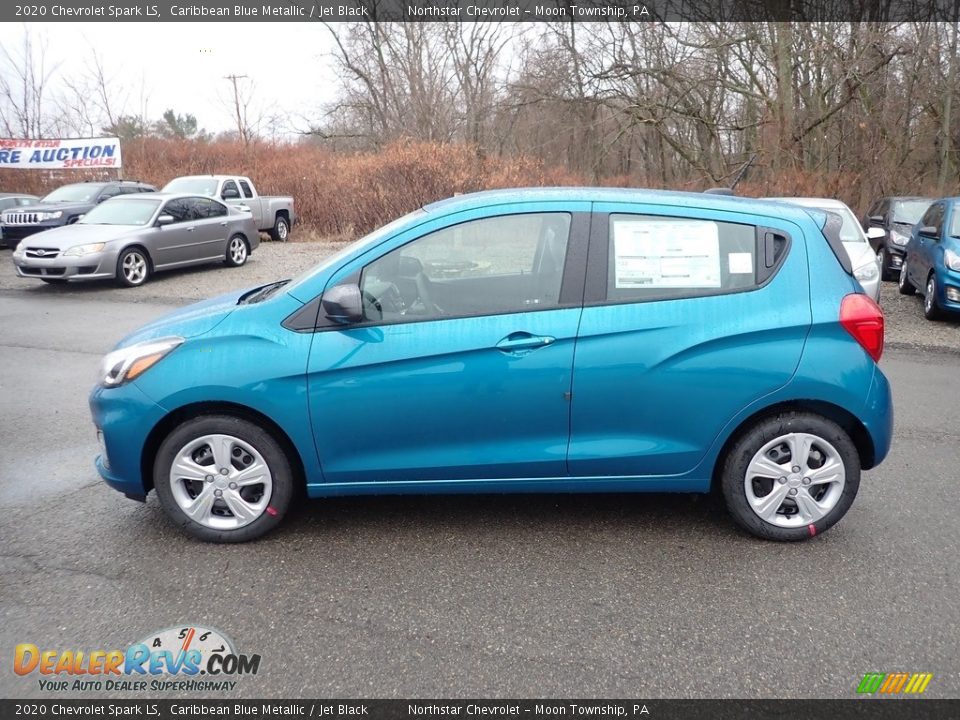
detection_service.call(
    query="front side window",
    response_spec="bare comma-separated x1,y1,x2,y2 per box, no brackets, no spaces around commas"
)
607,214,758,302
161,199,190,223
920,204,944,234
359,213,571,324
222,180,240,199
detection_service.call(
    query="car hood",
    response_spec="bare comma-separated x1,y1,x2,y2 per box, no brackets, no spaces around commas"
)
8,201,93,216
114,287,253,348
17,223,142,248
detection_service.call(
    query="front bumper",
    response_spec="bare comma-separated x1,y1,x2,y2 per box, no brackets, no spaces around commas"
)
935,266,960,311
89,382,168,498
882,242,907,270
14,250,117,281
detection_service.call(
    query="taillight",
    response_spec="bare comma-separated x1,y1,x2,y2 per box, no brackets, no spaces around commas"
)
840,293,884,362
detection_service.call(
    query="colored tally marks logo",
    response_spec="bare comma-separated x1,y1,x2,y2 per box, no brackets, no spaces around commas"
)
857,672,934,695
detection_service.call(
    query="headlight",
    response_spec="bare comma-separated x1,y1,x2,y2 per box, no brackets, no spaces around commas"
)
854,261,879,283
889,230,909,246
945,249,960,272
63,242,106,257
98,337,183,388
38,211,63,221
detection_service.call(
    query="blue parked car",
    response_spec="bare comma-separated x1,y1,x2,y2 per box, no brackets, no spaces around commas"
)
89,188,893,543
897,197,960,320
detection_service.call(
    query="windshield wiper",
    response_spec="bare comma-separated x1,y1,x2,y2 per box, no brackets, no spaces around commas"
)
239,279,290,304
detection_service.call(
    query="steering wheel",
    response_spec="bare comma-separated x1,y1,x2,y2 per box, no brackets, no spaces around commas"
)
361,290,383,321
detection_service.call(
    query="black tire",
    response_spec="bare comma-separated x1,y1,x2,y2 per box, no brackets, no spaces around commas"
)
897,259,915,295
115,247,150,287
877,247,893,281
224,234,249,267
923,273,943,321
269,215,290,242
153,415,295,543
720,411,861,541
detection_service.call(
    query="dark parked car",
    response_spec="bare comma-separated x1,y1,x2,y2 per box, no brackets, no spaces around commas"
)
898,197,960,320
0,192,40,247
0,181,156,243
862,196,933,280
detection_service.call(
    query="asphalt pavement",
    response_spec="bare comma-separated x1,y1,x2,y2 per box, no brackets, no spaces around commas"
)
1,283,958,699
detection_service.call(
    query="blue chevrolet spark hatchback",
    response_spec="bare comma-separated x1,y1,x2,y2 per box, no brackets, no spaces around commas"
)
89,189,893,542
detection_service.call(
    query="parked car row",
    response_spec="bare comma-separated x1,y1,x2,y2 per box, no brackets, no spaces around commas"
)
0,175,296,287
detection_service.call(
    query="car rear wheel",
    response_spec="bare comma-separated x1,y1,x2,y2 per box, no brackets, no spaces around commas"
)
923,274,943,321
116,247,150,287
876,247,892,281
154,415,294,543
720,412,860,541
225,235,249,267
897,260,915,295
270,215,289,242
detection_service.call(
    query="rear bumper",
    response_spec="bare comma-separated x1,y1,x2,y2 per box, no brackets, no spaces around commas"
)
862,365,894,468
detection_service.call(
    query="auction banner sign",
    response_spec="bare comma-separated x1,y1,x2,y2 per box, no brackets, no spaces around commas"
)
0,137,121,170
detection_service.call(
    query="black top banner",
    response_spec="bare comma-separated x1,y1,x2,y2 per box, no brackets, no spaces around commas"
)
2,701,960,720
3,0,960,23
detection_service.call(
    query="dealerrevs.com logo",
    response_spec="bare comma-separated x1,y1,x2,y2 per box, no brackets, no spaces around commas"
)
14,625,261,692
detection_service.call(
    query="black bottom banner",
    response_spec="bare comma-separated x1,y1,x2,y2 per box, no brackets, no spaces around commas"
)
2,700,958,720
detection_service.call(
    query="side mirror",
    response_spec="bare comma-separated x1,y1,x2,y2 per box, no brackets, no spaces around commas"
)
322,284,363,325
866,227,885,240
918,225,939,239
157,214,175,226
222,188,240,200
868,214,884,224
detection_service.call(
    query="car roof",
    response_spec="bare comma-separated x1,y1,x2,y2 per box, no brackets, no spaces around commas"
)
422,187,820,224
885,196,934,201
0,192,37,198
166,175,239,181
766,197,852,210
108,192,215,201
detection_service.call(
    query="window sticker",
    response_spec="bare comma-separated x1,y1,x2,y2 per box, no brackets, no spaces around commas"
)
728,252,753,274
613,219,721,289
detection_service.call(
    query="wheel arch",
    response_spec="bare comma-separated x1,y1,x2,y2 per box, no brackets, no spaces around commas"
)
710,399,876,491
140,401,307,494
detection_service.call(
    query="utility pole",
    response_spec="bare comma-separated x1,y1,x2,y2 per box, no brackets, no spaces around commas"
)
224,74,250,146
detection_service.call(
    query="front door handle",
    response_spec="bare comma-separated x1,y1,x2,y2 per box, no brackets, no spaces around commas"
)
496,332,556,352
219,221,228,227
186,226,195,232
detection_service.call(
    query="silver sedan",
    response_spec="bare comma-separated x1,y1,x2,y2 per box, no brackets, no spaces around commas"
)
11,192,260,287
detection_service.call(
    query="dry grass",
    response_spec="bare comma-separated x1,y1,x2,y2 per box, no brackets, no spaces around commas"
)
2,139,944,241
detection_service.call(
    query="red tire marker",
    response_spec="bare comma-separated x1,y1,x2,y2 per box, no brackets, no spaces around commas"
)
808,524,817,537
266,506,278,517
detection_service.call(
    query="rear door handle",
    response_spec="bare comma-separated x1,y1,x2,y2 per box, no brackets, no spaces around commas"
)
496,332,556,352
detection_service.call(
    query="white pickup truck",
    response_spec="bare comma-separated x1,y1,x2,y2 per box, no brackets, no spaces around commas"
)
162,175,296,241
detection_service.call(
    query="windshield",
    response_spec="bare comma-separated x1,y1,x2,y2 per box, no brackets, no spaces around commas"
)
162,177,218,196
79,199,161,226
818,205,866,243
891,200,932,225
285,209,428,296
951,204,960,237
42,184,103,203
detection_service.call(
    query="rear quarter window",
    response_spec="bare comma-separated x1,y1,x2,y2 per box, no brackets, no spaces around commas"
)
607,214,757,302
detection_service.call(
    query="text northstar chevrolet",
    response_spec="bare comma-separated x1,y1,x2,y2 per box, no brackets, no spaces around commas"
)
89,188,893,542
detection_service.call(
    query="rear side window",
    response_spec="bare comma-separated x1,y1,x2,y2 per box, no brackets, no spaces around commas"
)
606,214,757,302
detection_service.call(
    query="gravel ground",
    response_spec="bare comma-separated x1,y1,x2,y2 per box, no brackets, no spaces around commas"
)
1,243,958,353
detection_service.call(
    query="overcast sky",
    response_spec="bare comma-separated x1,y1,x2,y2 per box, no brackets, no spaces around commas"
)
4,23,340,137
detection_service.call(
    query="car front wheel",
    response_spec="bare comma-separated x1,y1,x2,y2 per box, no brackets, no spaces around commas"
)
923,274,943,320
154,415,295,542
116,247,150,287
720,412,860,541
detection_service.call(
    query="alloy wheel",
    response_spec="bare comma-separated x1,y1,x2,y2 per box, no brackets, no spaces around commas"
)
123,252,147,285
229,237,247,264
